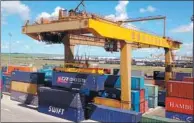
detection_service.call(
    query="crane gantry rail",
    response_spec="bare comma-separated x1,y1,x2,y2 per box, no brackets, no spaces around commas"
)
22,8,182,110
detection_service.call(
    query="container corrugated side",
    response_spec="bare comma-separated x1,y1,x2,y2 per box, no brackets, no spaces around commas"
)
148,96,158,108
166,97,194,115
183,77,194,83
86,104,142,123
11,71,45,84
145,84,158,97
38,104,85,122
140,89,145,103
167,81,193,99
131,76,145,90
10,90,38,106
38,87,85,109
52,71,106,91
142,114,185,123
166,111,193,122
175,72,191,81
158,90,166,103
11,81,37,95
94,97,121,108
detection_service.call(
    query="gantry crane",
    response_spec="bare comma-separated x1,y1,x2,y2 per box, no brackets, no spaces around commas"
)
21,2,181,110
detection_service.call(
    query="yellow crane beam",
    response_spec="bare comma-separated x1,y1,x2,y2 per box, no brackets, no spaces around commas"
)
22,18,181,50
88,19,181,50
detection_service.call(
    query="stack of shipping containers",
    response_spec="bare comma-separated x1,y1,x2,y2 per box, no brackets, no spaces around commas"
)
94,75,149,113
10,71,45,106
37,70,107,122
1,65,36,93
145,84,158,108
165,78,193,122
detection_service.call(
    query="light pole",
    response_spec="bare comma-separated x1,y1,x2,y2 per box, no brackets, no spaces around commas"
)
191,15,194,77
8,33,12,65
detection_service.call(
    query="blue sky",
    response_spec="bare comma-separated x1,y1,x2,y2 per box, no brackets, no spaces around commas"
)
1,1,193,58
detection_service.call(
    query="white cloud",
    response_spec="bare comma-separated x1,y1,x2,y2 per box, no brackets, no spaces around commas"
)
1,1,30,24
104,1,138,30
170,23,193,33
115,1,129,21
36,6,64,21
175,42,193,56
105,1,129,21
140,5,156,13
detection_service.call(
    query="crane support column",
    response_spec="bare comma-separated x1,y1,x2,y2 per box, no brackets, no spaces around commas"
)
165,48,173,84
120,41,132,110
63,35,75,63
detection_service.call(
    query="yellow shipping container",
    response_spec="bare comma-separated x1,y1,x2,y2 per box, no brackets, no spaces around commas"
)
11,81,37,95
54,67,104,74
94,97,121,108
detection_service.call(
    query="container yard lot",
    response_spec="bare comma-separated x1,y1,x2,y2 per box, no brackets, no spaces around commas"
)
1,1,193,123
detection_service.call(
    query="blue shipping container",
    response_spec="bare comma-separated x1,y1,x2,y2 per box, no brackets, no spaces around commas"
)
10,90,38,106
79,88,90,96
131,76,145,90
38,87,85,109
131,104,140,112
153,71,165,80
2,75,11,85
11,71,45,84
52,72,106,91
1,66,7,72
158,90,166,103
87,104,142,123
38,69,52,78
144,87,148,100
166,111,193,123
175,72,191,81
38,104,85,122
97,88,121,100
131,90,140,105
104,75,120,88
2,75,11,93
97,89,140,105
148,96,158,108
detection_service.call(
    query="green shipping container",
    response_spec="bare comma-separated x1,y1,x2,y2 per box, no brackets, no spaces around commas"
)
145,84,158,97
141,115,185,123
148,96,158,108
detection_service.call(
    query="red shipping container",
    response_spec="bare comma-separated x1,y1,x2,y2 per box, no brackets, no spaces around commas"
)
166,97,194,115
140,89,145,103
140,101,145,114
144,100,149,112
167,81,193,99
183,77,194,83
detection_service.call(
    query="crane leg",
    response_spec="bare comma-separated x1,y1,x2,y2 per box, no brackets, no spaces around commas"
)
120,41,132,110
164,48,173,86
63,35,75,63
